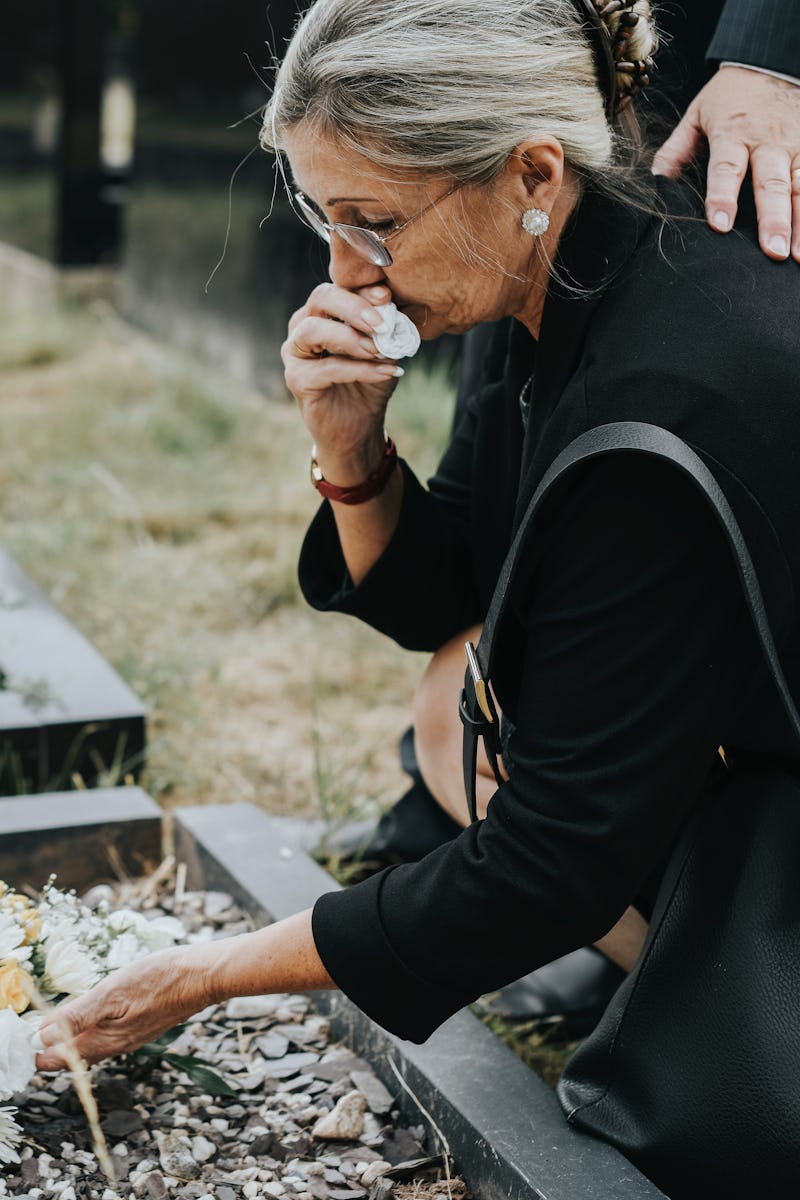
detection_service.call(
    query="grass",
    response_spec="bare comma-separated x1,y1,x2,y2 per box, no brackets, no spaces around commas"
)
475,1011,583,1089
0,299,455,818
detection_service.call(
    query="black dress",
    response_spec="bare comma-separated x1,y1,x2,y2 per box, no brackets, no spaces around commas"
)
298,173,800,1044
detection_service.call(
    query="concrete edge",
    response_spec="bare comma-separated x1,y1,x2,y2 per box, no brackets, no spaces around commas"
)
0,787,162,891
174,802,666,1200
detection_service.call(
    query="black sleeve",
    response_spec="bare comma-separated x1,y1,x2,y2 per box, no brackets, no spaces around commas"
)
311,456,763,1043
707,0,800,76
298,405,487,652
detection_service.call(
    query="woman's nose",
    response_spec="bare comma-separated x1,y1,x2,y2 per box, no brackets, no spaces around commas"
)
328,235,388,291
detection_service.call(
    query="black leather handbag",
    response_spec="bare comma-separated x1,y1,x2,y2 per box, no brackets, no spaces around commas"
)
460,422,800,1200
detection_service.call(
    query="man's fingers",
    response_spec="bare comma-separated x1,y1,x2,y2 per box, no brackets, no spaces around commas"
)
704,137,750,233
749,144,793,260
792,165,800,263
652,111,704,180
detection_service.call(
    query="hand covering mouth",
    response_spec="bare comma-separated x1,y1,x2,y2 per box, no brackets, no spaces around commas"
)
371,302,422,359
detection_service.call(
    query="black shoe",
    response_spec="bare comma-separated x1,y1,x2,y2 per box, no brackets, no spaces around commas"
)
477,946,626,1037
332,778,463,878
331,728,462,879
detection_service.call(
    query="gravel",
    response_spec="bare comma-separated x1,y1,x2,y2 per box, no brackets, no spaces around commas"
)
3,885,472,1200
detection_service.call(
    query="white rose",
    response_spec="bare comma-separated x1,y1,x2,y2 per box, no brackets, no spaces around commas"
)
139,915,185,951
0,1008,37,1102
107,908,145,935
42,937,100,997
0,914,26,961
106,931,141,971
108,909,184,954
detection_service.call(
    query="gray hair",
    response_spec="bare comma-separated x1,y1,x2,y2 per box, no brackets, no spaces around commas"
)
261,0,658,184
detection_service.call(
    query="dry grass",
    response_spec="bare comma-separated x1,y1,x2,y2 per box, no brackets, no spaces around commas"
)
0,300,455,821
475,1011,582,1089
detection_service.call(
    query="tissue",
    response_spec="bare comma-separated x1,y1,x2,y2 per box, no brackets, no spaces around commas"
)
371,303,421,360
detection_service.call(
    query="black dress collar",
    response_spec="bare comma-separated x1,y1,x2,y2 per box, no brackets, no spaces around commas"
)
504,179,662,461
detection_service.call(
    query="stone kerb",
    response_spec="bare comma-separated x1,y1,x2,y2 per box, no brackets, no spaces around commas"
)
0,548,146,794
174,802,667,1200
0,786,161,891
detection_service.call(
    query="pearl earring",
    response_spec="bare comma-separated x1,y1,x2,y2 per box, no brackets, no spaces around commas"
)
521,208,550,237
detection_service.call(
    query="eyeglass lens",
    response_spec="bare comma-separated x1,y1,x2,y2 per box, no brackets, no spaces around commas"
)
295,194,391,267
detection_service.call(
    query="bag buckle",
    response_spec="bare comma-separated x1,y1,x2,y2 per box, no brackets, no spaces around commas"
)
465,641,495,725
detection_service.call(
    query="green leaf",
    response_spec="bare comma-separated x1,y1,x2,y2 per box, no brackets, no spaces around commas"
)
160,1053,239,1096
131,1043,163,1059
150,1023,190,1048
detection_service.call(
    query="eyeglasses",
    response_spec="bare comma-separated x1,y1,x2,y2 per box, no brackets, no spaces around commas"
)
293,183,465,267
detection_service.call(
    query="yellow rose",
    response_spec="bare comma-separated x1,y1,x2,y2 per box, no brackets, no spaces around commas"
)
0,962,33,1014
17,908,41,944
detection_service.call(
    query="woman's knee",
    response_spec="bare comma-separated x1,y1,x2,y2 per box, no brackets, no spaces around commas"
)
412,624,483,760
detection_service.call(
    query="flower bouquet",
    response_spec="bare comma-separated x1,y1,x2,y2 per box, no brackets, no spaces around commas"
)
0,876,185,1165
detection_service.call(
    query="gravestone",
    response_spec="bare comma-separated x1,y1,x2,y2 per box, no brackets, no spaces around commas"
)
0,548,146,796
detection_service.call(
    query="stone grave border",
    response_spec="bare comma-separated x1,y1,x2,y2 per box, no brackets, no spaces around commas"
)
0,548,146,795
174,802,666,1200
0,795,665,1199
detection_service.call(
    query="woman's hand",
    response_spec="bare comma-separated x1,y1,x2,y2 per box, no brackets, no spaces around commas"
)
36,943,218,1069
653,66,800,263
34,912,333,1072
283,281,405,484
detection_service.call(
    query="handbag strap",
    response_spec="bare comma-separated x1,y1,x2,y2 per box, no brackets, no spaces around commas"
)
460,421,800,822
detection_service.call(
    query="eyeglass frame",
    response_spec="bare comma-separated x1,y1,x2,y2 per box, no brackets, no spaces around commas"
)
293,182,466,267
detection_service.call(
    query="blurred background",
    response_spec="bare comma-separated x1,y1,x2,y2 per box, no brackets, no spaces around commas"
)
0,0,330,388
0,1,458,822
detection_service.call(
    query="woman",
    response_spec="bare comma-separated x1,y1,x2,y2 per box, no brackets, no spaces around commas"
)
38,0,800,1188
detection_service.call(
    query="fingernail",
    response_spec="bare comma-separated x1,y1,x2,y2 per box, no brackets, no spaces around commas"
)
361,308,383,328
377,365,404,377
360,337,379,355
367,287,388,300
769,235,789,257
712,211,731,232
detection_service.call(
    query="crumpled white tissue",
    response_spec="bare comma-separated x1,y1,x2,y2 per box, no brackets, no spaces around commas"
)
371,303,421,360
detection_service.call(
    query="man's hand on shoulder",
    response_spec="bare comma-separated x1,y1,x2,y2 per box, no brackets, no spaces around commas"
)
653,66,800,264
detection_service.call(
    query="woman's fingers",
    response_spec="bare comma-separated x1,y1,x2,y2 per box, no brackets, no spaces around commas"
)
304,282,386,335
36,948,215,1071
287,353,402,396
283,314,382,364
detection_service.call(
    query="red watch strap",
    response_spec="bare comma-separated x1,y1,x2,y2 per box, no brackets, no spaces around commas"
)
311,437,398,505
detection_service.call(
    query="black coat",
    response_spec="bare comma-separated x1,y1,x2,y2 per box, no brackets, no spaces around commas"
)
299,5,800,1046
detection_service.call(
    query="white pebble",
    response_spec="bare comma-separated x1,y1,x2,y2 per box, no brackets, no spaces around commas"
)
243,1184,261,1199
191,1135,217,1163
362,1160,392,1186
262,1186,284,1198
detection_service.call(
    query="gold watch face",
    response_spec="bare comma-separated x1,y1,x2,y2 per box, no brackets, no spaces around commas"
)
310,445,324,486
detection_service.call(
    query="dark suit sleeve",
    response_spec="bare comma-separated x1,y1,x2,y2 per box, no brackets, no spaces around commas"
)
311,457,762,1042
707,0,800,76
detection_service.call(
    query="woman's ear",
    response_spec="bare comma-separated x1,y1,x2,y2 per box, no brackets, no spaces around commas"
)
505,138,567,217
